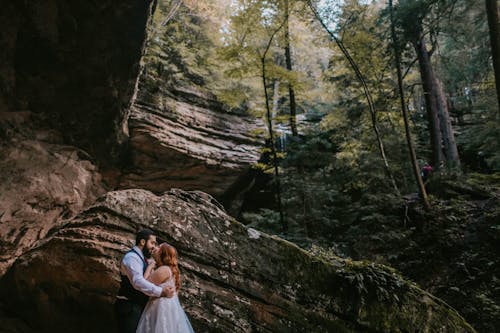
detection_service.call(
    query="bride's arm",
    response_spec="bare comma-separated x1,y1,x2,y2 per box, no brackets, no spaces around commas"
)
144,259,156,280
147,266,170,286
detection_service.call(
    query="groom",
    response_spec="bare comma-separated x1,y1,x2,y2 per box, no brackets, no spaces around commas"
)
115,229,175,333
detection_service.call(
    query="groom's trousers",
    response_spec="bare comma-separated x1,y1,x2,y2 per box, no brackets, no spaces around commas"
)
114,298,144,333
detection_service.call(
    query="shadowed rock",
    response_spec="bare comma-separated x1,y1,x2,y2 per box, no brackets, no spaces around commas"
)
2,189,476,333
0,0,151,158
0,116,105,276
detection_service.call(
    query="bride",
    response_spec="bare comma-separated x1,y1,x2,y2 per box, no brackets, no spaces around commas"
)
136,243,195,333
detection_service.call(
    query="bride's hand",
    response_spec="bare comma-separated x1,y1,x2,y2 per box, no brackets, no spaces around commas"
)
147,258,156,268
161,285,175,298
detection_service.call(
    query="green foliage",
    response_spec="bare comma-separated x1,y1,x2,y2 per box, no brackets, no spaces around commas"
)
243,208,282,230
146,2,224,89
462,125,498,172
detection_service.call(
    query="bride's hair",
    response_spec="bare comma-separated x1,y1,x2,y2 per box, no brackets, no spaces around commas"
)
158,243,181,291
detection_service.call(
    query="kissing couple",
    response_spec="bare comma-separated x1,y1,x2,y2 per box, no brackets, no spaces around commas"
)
114,229,195,333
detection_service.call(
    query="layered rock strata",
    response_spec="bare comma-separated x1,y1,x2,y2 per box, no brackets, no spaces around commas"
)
2,189,476,333
122,87,262,196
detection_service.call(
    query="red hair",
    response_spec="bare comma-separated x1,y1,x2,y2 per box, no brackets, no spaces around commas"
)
158,243,181,291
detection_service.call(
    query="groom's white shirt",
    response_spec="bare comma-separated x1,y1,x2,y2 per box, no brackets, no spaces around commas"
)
121,245,162,297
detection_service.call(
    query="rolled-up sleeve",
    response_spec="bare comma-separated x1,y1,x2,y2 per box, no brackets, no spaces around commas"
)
122,254,162,297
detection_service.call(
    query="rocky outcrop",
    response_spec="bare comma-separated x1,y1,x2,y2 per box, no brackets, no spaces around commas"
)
2,189,475,333
0,112,105,276
119,3,263,197
121,87,262,197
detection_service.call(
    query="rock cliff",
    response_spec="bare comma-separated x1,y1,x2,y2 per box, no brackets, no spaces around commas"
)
122,85,262,197
0,0,150,157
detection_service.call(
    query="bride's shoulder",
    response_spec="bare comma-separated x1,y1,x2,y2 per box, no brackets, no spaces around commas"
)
154,265,172,277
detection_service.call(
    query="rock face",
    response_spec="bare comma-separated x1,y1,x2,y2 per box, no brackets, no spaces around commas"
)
0,0,151,158
0,113,106,276
119,4,262,197
122,86,262,197
2,189,475,333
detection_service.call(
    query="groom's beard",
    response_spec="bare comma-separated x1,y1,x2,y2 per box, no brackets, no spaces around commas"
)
143,248,152,259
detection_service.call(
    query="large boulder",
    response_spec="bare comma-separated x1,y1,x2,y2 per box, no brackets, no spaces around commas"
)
2,189,476,333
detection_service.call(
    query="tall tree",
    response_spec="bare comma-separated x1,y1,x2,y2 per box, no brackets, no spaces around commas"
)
284,0,299,136
414,35,445,167
396,0,460,169
260,18,288,232
485,0,500,114
389,0,430,209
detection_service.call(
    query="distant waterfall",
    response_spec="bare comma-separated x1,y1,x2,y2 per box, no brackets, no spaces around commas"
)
275,126,289,152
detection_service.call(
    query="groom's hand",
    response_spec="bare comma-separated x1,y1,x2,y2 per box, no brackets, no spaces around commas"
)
161,285,175,298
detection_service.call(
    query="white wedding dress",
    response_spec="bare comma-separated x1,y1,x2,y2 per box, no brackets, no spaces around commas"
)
136,267,195,333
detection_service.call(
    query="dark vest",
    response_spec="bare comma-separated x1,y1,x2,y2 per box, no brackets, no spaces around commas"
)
117,249,149,308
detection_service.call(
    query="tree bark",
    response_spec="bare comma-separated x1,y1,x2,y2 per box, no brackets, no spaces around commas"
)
272,79,280,120
436,79,460,168
389,0,430,210
284,0,298,136
486,0,500,115
413,37,445,168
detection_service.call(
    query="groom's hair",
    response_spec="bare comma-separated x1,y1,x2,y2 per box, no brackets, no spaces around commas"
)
136,228,155,245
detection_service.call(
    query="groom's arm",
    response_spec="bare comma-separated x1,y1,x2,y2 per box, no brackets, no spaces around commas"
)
122,254,162,297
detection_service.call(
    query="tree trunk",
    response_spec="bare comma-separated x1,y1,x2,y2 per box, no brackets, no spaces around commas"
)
436,79,460,168
262,61,286,232
389,0,430,210
260,23,288,232
272,79,286,151
413,37,445,168
300,188,311,236
486,0,500,115
284,0,298,136
272,79,280,120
